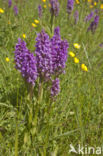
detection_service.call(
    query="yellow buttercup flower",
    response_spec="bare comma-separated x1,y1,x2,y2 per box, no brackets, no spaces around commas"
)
32,23,37,27
8,21,11,24
88,0,92,3
42,0,46,2
81,64,88,72
22,34,26,39
94,2,97,6
90,5,93,8
100,4,103,9
0,8,4,13
34,19,39,24
69,51,75,57
48,3,51,8
5,57,10,62
74,57,79,64
75,0,80,4
73,43,81,49
43,5,47,8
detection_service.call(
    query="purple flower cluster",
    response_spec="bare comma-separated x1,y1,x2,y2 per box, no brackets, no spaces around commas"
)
87,15,99,33
67,0,74,15
38,5,42,18
35,27,68,96
14,38,38,85
14,27,69,97
51,78,60,97
13,5,18,15
50,27,69,75
35,30,53,79
8,0,12,8
50,0,59,16
85,11,94,22
35,27,69,78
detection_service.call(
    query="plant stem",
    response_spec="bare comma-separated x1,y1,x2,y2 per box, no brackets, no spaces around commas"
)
33,82,43,129
50,14,54,33
15,88,19,156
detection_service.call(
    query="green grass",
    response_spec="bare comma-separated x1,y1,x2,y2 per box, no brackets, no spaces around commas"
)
0,0,103,155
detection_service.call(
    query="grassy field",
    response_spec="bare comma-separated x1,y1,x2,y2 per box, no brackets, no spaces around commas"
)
0,0,103,155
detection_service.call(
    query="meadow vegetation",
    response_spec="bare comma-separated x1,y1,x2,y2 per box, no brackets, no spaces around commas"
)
0,0,103,155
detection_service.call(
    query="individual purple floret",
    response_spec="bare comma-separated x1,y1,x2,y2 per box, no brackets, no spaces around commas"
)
51,27,69,75
8,0,12,8
99,42,103,48
35,30,53,79
13,5,18,15
50,0,59,16
38,5,42,18
14,38,38,85
67,0,74,15
87,15,99,33
85,11,94,22
74,10,79,24
51,78,60,97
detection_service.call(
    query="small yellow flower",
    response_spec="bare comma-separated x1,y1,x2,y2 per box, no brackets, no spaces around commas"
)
74,57,79,64
100,4,103,9
48,3,51,8
94,2,97,6
34,19,39,24
5,57,10,62
90,5,93,8
73,43,81,49
69,51,75,57
32,23,37,27
0,8,4,13
43,5,47,8
8,21,11,24
81,64,88,72
22,34,26,39
88,0,92,3
75,0,80,4
42,0,46,2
